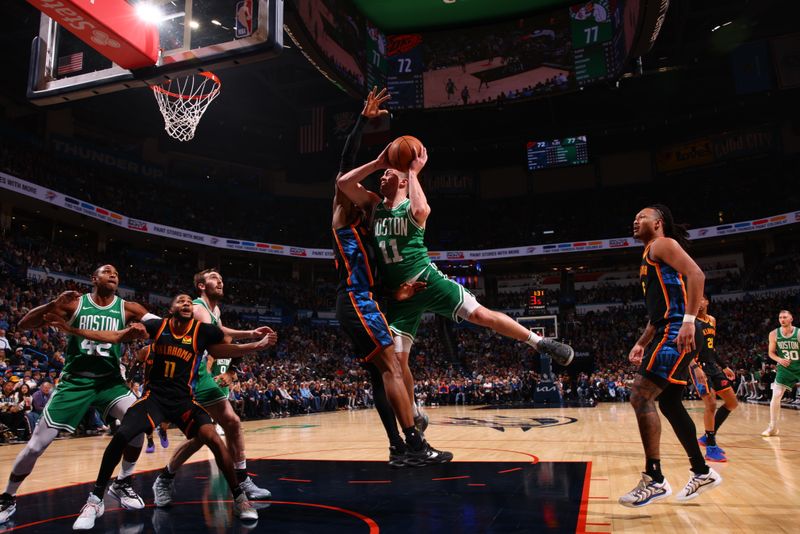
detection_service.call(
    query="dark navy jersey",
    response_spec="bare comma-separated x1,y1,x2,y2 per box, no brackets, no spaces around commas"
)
333,216,377,293
640,239,687,325
142,319,224,398
696,316,717,364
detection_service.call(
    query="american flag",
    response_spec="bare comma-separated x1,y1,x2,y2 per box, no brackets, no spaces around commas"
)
57,52,83,76
298,106,324,153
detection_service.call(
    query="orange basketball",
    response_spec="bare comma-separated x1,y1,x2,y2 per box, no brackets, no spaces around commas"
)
387,135,424,172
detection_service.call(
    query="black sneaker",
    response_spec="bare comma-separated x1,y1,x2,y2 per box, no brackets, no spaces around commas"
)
537,336,575,366
405,442,453,467
388,445,407,468
0,493,16,525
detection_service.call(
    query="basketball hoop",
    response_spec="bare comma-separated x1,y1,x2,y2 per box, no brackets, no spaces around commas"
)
151,71,221,142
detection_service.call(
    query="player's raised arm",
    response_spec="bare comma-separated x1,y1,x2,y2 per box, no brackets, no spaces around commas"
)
43,313,149,344
17,290,81,330
333,87,389,222
337,147,388,209
407,146,431,225
207,331,278,359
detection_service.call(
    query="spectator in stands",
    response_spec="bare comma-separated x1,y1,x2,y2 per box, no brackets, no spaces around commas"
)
27,381,51,433
0,379,25,441
0,329,10,359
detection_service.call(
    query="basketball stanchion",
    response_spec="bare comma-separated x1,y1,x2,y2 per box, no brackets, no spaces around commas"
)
151,72,221,141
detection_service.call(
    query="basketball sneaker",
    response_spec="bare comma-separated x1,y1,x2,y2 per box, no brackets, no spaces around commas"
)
388,445,407,468
404,442,454,467
108,477,144,510
761,425,779,437
233,492,258,521
240,477,271,500
0,493,16,524
158,427,169,448
704,445,727,463
414,411,429,434
697,435,725,454
73,493,104,530
675,467,722,502
152,474,174,507
146,438,155,454
618,473,672,507
537,337,575,366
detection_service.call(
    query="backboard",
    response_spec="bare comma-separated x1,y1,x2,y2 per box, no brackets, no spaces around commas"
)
517,315,559,339
28,0,283,105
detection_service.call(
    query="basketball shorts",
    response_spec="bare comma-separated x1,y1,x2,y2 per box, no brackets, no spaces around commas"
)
775,365,800,389
386,264,479,342
122,389,212,440
640,320,703,388
42,373,136,433
193,364,229,407
336,290,393,362
690,361,732,396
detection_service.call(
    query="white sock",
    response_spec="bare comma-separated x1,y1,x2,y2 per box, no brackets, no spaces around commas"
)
412,403,420,417
770,385,784,428
525,331,543,347
117,460,136,480
234,460,246,471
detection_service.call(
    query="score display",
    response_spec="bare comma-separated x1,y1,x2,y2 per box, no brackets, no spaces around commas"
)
526,136,588,171
570,0,625,86
528,289,547,312
386,34,425,109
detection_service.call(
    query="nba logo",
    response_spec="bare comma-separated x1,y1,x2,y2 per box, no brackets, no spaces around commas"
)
235,0,253,39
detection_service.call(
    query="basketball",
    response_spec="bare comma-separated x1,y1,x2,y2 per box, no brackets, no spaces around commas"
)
387,135,424,172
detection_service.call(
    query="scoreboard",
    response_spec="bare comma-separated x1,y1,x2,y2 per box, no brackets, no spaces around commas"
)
528,289,547,312
386,34,424,109
570,0,625,86
526,136,589,171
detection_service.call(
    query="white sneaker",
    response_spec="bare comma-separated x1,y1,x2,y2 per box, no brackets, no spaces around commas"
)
215,424,225,436
761,425,779,437
0,493,16,524
108,478,144,510
73,494,104,530
152,474,175,507
240,477,271,500
618,473,672,507
675,467,722,502
233,492,258,521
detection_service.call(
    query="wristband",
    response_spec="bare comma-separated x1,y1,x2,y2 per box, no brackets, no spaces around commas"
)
682,314,696,323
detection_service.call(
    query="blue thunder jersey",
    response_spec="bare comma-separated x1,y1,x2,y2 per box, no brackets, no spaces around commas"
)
333,216,377,293
640,240,687,325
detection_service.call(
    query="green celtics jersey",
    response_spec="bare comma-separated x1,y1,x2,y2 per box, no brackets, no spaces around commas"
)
193,298,232,376
372,198,431,289
64,294,127,377
776,327,800,372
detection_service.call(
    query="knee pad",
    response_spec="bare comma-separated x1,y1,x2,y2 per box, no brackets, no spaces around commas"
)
456,291,481,321
393,334,413,354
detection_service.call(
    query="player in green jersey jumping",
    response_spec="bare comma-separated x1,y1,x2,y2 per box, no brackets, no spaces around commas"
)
338,142,575,427
0,265,159,524
151,269,274,505
762,309,800,437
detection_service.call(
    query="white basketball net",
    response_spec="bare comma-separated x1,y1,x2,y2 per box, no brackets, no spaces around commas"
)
152,72,221,142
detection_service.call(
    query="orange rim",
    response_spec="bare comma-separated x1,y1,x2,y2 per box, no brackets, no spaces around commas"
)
152,71,221,100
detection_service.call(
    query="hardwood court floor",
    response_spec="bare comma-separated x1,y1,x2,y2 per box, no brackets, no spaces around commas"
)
0,401,797,533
